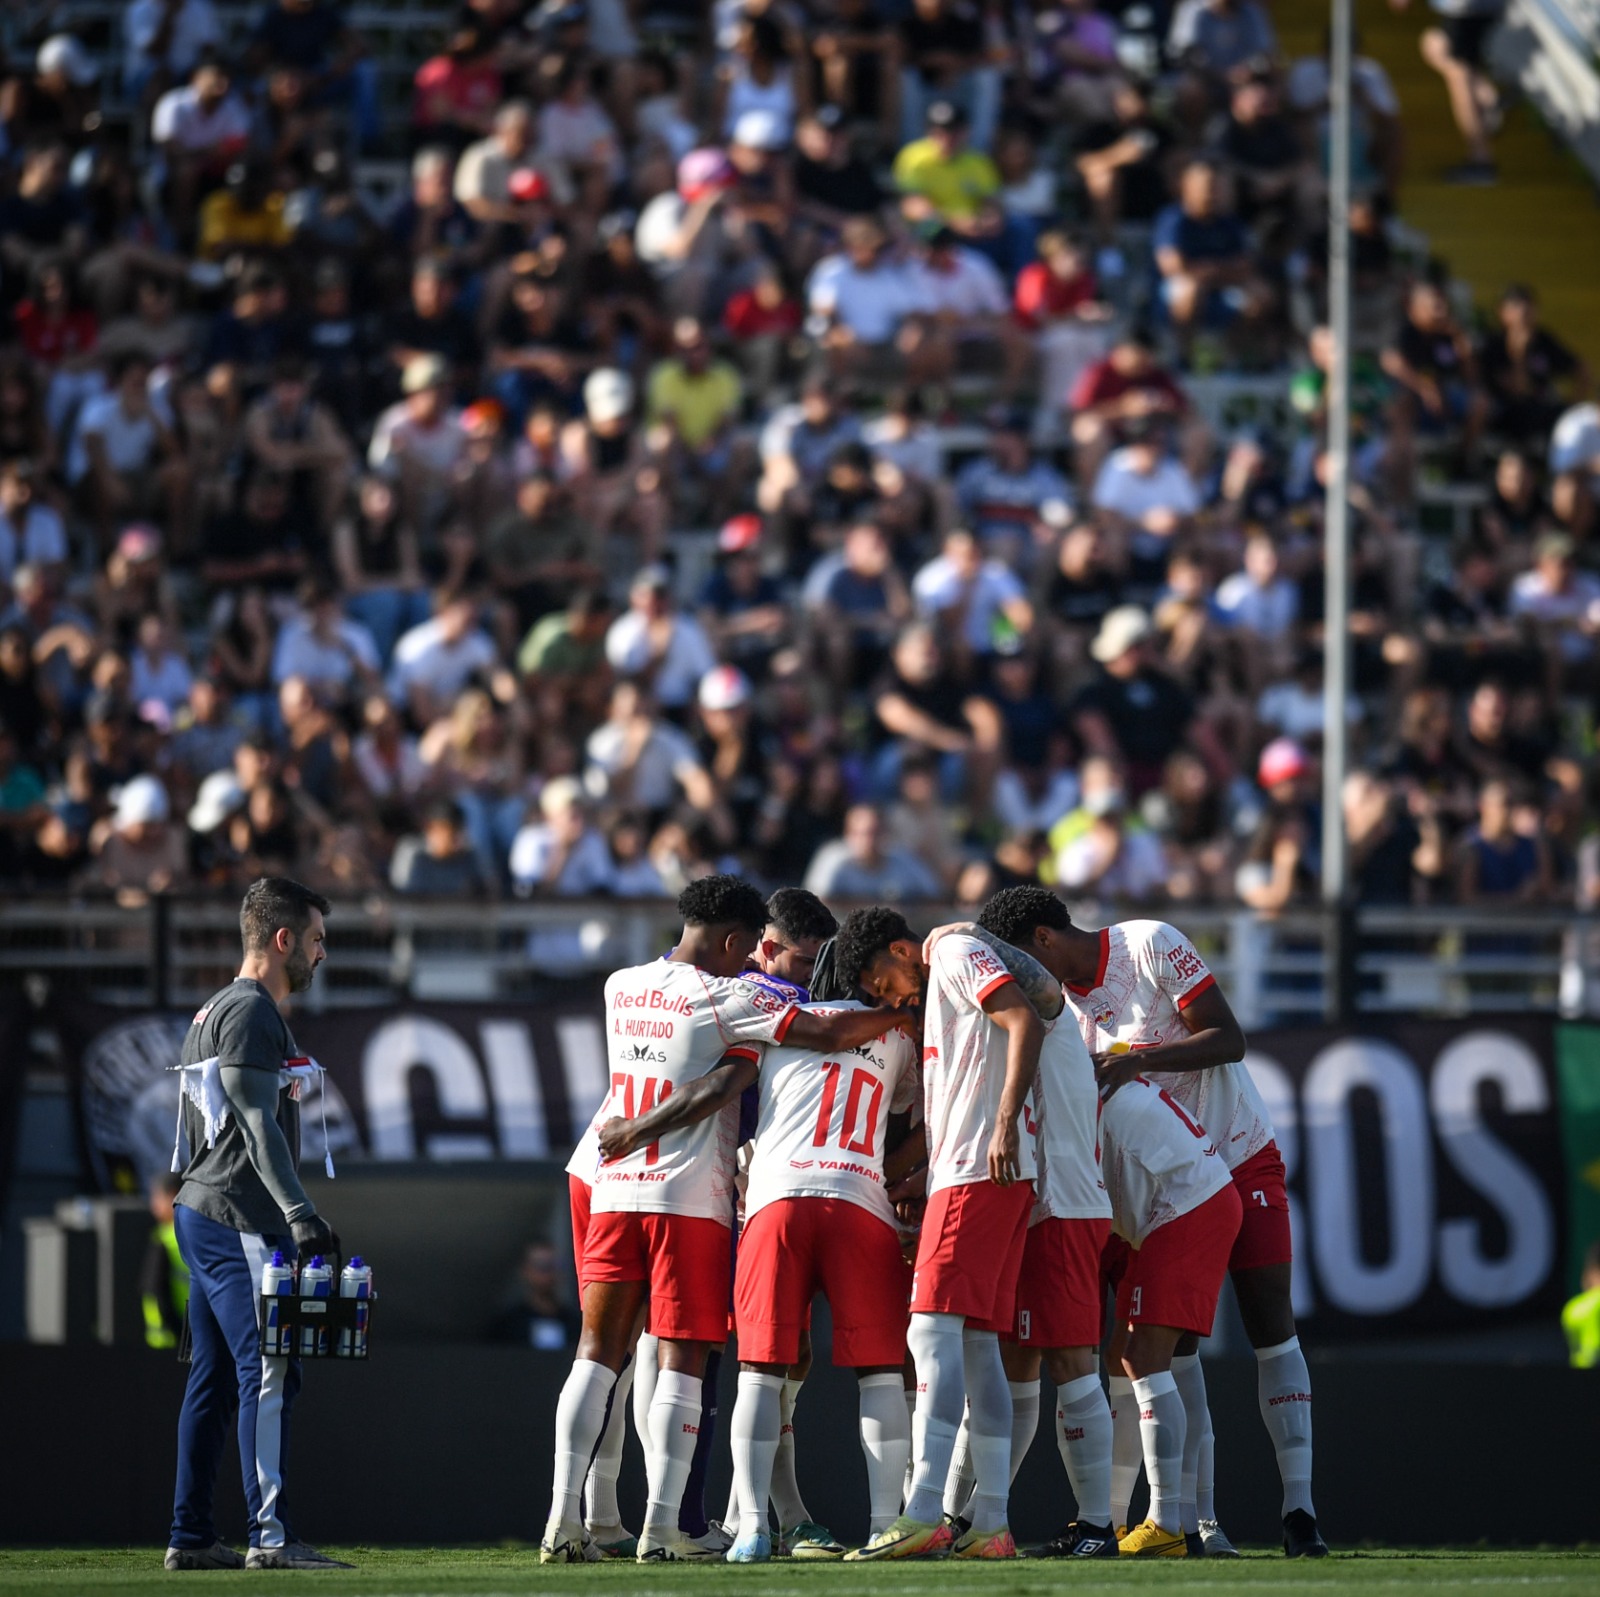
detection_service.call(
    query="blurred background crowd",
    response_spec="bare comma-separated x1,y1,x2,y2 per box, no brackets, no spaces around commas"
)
0,0,1595,916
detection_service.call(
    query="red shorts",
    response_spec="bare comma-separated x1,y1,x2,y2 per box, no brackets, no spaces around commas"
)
736,1197,909,1367
1115,1183,1243,1337
911,1179,1033,1334
569,1174,593,1292
1008,1216,1112,1348
1227,1141,1294,1272
582,1208,732,1343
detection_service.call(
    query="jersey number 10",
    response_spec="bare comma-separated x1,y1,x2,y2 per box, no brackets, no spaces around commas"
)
812,1062,885,1157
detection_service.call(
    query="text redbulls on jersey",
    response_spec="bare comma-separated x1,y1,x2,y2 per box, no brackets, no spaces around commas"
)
588,959,797,1223
744,1003,918,1225
1065,919,1273,1172
923,934,1039,1195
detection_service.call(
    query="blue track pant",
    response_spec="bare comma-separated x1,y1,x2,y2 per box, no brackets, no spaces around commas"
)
169,1205,301,1550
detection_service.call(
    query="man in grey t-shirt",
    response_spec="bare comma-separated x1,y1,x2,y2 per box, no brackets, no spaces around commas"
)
165,877,351,1572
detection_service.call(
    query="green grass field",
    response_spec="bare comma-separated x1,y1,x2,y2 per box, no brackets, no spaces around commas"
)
1,1550,1596,1597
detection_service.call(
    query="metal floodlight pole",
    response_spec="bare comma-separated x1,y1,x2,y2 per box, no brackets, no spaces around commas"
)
1322,0,1354,1011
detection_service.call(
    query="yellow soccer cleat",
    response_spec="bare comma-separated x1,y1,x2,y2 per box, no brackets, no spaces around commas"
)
842,1515,955,1561
1118,1519,1188,1557
951,1525,1017,1560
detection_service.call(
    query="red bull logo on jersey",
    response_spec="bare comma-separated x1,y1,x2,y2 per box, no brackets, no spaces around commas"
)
612,988,695,1016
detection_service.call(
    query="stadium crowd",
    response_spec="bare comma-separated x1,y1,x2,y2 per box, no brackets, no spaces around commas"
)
0,0,1594,914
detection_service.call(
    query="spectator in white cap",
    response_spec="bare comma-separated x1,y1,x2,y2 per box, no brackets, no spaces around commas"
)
604,563,716,711
34,34,102,143
509,775,616,897
84,775,189,896
366,354,465,528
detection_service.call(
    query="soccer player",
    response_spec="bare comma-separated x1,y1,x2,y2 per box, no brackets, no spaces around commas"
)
830,906,1046,1562
926,916,1117,1559
976,887,1328,1558
166,878,349,1572
601,972,918,1564
542,876,906,1564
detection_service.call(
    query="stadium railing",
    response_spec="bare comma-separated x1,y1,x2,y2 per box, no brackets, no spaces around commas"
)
0,896,1592,1022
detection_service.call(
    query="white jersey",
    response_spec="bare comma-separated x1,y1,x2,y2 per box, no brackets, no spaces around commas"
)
744,1003,919,1226
923,934,1040,1195
1031,1015,1111,1224
1066,919,1274,1172
587,959,798,1222
1098,1075,1231,1246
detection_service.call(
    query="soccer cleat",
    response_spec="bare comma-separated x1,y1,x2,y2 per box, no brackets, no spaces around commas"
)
637,1530,720,1562
694,1521,734,1555
787,1521,846,1561
1283,1509,1329,1558
244,1543,354,1569
842,1515,954,1561
1028,1521,1119,1559
951,1525,1017,1560
164,1541,244,1570
1200,1518,1240,1557
539,1521,585,1565
726,1532,773,1563
1117,1519,1188,1558
585,1524,638,1560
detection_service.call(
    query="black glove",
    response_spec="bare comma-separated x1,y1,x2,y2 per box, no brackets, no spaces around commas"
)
290,1213,340,1267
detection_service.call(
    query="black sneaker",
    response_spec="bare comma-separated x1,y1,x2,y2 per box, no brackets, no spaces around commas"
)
1185,1531,1205,1557
1027,1521,1118,1558
1283,1510,1329,1558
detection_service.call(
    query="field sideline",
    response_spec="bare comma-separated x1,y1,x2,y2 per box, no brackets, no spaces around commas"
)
0,1550,1595,1597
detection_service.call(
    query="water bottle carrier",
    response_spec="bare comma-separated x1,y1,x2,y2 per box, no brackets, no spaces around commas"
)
258,1291,375,1359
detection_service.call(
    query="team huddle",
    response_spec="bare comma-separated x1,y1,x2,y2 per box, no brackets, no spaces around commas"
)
545,875,1328,1564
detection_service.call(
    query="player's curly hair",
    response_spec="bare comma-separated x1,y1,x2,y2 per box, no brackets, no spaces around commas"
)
677,873,770,932
977,884,1073,947
832,905,915,989
766,886,838,945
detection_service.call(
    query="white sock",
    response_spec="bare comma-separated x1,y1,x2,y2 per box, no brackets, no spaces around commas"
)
859,1374,912,1534
1197,1417,1215,1521
584,1355,633,1530
643,1369,702,1536
633,1333,660,1450
1132,1372,1185,1534
724,1478,742,1535
1170,1353,1203,1535
731,1372,784,1541
549,1359,616,1537
942,1412,974,1518
1108,1375,1140,1528
961,1329,1013,1535
1007,1380,1039,1485
902,1384,917,1504
905,1312,965,1524
1055,1372,1112,1528
1256,1336,1315,1517
770,1378,809,1530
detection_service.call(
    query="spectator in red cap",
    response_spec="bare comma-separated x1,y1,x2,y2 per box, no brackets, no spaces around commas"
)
700,516,789,673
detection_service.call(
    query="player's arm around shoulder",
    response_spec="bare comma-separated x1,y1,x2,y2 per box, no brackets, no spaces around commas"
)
597,1049,761,1161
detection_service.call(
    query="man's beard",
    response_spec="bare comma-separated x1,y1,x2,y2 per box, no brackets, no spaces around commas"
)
285,945,316,994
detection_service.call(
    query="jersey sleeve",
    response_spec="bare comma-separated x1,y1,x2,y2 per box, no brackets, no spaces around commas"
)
707,974,799,1053
932,933,1017,1012
216,995,287,1073
1149,922,1215,1011
887,1031,920,1115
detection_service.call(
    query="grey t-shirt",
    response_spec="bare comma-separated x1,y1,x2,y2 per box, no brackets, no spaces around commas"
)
175,978,303,1237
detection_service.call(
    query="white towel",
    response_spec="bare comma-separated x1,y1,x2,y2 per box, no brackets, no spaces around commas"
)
171,1058,335,1179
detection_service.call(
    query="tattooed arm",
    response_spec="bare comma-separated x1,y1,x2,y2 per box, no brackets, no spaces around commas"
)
922,922,1065,1022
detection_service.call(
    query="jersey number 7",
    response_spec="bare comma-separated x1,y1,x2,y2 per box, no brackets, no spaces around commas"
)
812,1062,885,1157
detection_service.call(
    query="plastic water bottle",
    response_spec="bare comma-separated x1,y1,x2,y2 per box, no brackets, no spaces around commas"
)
338,1256,372,1358
298,1255,333,1357
261,1250,295,1357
